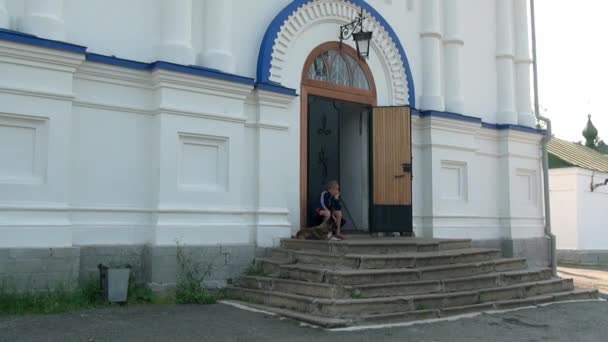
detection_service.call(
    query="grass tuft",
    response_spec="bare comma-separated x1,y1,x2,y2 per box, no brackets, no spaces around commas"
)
174,243,222,305
0,281,105,316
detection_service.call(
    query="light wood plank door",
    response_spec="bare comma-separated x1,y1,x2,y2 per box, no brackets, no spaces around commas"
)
372,106,412,206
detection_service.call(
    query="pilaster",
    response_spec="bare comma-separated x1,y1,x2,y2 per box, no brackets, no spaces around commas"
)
443,0,464,113
158,0,196,65
514,0,535,127
200,0,236,74
495,0,517,124
249,89,296,247
21,0,65,41
0,0,9,29
420,0,444,111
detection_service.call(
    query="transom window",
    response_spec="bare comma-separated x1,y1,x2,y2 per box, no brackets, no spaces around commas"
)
307,49,371,90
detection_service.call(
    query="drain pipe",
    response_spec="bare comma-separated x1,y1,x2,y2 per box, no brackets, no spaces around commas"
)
530,0,557,276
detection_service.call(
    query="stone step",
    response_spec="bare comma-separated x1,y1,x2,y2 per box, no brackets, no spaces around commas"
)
279,238,472,255
254,257,292,275
358,288,599,325
239,269,554,299
239,275,343,299
226,278,576,318
226,288,598,328
350,268,554,298
280,258,528,285
270,247,501,269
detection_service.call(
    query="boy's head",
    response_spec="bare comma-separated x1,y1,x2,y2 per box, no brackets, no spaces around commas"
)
327,180,339,195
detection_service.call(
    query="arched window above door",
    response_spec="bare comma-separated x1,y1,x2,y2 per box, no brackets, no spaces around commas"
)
306,48,371,91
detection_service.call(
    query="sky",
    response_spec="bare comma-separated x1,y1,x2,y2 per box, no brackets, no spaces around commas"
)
535,0,608,142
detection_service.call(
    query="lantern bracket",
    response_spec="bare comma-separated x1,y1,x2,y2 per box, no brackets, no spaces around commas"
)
339,7,371,59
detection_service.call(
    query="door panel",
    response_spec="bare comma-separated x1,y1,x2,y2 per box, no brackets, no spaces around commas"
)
307,96,340,225
371,106,412,233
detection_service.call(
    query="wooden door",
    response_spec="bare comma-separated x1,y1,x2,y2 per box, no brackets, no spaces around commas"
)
306,96,341,225
370,106,412,233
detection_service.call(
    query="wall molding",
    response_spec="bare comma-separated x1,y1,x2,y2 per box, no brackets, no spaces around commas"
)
0,205,290,215
0,85,74,101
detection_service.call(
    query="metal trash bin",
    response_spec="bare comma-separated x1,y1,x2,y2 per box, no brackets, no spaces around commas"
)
98,264,130,303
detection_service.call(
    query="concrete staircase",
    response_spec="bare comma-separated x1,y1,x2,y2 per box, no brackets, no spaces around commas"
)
226,238,598,328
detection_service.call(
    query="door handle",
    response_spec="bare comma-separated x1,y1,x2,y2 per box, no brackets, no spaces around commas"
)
402,163,412,173
395,174,406,178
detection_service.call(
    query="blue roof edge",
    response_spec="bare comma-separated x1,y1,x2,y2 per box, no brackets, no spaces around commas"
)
255,82,298,96
0,28,87,54
413,109,545,135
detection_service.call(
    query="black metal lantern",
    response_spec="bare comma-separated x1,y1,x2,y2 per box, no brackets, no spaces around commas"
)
339,7,373,59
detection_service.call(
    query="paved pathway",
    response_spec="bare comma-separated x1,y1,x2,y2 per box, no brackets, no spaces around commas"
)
558,266,608,296
1,300,607,342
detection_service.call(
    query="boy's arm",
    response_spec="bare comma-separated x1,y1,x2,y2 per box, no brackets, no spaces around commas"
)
320,191,330,211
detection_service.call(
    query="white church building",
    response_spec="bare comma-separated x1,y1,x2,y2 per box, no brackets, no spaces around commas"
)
0,0,549,289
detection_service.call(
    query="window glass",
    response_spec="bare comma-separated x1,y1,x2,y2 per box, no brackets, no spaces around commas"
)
308,54,328,81
330,54,350,86
353,65,370,90
306,49,370,91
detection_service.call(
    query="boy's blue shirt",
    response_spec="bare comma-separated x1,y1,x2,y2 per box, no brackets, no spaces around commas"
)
318,191,342,211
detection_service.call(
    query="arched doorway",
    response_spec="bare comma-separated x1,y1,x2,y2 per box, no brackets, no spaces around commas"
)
300,42,413,234
300,42,376,230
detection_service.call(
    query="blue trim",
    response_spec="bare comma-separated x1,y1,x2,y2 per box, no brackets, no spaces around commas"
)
419,110,482,124
0,28,87,54
414,109,545,135
1,29,260,89
85,54,255,86
255,82,298,96
256,0,416,107
86,53,151,70
152,62,255,86
481,122,546,135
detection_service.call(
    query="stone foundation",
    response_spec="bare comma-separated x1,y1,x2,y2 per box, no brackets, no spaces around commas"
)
557,250,608,267
0,244,256,291
79,245,146,284
472,237,551,268
144,244,256,290
0,247,80,290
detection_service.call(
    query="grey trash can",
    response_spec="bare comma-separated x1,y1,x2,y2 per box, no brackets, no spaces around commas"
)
98,264,130,303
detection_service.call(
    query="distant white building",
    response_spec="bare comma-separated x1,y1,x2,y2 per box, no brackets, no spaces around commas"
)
549,118,608,266
0,0,548,289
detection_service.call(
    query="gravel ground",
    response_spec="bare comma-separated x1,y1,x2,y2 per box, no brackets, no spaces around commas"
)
1,300,607,342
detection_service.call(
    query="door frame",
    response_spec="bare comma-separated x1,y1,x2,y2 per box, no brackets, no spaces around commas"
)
300,42,377,227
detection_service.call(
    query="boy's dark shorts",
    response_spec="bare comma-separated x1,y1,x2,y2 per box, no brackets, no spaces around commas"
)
313,208,346,227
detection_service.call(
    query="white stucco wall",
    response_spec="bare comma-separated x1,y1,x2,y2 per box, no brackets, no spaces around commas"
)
0,0,545,249
3,0,531,123
550,167,608,250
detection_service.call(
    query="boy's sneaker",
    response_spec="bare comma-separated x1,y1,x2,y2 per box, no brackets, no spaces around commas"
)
335,233,346,240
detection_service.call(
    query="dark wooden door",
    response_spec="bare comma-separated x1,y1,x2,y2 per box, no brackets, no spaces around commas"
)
307,96,341,225
370,106,413,233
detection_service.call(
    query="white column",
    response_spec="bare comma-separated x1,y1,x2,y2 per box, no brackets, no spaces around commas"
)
443,0,464,113
495,0,517,124
420,0,444,111
0,0,9,29
514,0,535,127
21,0,65,40
159,0,196,65
201,0,236,74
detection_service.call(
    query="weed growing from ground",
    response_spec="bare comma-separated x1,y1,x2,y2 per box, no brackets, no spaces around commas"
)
350,291,363,299
175,243,222,304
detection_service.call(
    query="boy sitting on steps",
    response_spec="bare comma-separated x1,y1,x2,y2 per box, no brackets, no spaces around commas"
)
314,180,346,240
